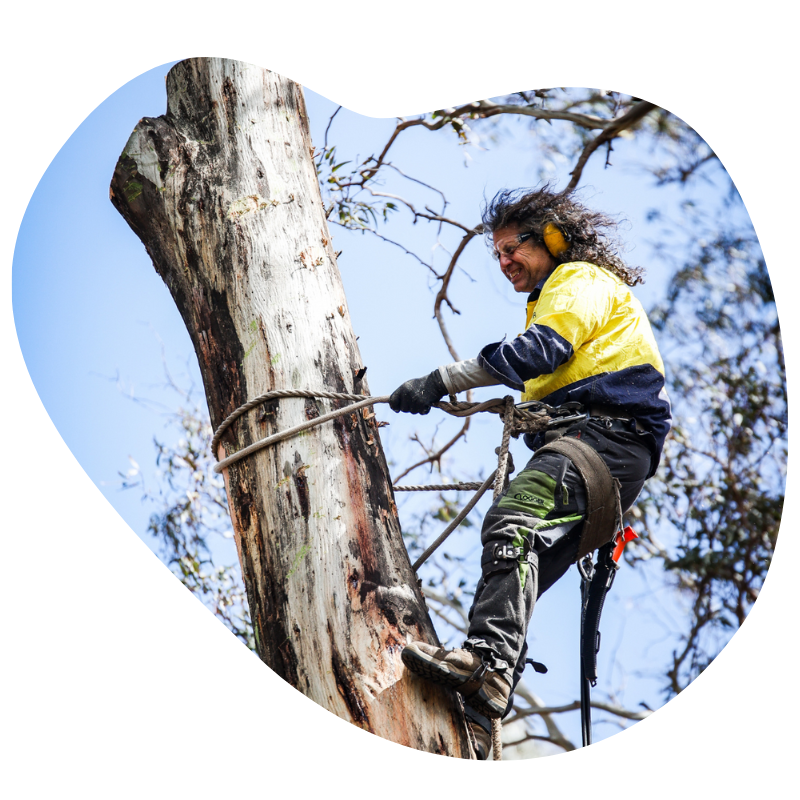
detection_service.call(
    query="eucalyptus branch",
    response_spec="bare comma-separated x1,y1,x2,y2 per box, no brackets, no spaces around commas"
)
434,229,481,361
503,732,573,753
363,188,474,235
510,680,576,752
427,604,469,633
419,210,476,234
505,698,651,725
358,98,636,185
654,150,718,185
667,578,713,695
392,417,471,483
563,101,657,194
382,162,448,206
423,588,470,630
773,321,785,375
461,99,612,128
323,105,341,150
331,221,438,276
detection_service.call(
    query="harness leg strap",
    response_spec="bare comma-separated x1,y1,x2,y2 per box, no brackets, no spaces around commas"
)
535,436,622,559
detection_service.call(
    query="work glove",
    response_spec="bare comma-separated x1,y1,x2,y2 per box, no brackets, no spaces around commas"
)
389,369,448,414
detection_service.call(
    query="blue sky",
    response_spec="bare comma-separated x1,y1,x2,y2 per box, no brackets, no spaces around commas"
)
10,61,773,753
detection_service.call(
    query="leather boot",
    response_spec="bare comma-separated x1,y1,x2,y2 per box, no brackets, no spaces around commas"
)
401,640,511,719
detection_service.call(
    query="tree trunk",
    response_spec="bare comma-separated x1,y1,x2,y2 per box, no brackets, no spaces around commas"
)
109,57,472,757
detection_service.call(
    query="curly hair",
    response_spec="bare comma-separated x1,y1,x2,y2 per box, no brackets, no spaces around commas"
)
481,186,645,286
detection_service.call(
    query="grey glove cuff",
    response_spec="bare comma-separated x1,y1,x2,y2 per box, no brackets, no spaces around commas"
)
438,358,502,396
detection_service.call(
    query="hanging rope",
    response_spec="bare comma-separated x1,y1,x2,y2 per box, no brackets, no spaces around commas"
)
410,470,497,572
491,717,503,762
487,396,516,761
493,396,516,502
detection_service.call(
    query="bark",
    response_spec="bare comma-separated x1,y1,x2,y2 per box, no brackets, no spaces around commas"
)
109,57,472,757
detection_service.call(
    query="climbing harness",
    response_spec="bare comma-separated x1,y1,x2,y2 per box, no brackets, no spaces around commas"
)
535,408,640,747
577,525,638,747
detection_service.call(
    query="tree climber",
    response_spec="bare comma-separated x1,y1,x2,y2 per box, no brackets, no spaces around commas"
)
390,187,672,759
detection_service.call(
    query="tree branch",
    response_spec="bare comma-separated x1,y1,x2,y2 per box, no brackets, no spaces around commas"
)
358,99,624,185
505,698,651,724
563,101,657,194
331,222,438,276
423,588,470,630
323,106,341,150
392,418,472,482
362,188,475,235
434,229,481,361
509,679,576,752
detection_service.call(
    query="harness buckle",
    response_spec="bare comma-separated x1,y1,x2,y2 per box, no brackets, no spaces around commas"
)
492,543,536,562
493,543,520,561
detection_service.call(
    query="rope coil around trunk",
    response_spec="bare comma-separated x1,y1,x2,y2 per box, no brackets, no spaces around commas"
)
210,389,551,572
211,390,550,472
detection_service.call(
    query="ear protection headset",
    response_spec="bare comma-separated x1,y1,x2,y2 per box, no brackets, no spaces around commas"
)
543,221,570,257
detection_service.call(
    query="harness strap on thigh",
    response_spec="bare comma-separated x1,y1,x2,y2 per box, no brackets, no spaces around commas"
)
535,437,622,560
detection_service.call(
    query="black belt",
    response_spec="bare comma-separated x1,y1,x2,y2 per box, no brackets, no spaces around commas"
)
588,405,643,433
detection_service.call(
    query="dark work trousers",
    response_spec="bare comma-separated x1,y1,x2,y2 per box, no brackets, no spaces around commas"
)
464,418,653,734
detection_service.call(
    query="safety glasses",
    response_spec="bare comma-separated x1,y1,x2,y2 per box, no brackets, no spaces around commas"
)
491,232,535,261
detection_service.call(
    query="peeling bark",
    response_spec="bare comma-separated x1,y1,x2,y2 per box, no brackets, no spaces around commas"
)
110,57,472,757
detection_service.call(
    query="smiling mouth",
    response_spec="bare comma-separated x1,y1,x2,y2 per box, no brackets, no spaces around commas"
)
508,267,523,282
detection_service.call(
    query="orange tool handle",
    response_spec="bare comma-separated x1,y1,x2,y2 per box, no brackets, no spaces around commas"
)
612,526,638,563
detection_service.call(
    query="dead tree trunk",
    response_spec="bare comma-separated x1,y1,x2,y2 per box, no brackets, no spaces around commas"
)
109,57,472,757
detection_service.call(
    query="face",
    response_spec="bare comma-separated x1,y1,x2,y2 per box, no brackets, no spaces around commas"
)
492,225,556,294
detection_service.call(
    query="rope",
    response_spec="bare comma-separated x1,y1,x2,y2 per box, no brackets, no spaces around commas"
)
488,397,516,760
494,396,515,502
491,718,503,761
211,391,552,474
210,388,370,455
394,482,489,492
212,393,390,473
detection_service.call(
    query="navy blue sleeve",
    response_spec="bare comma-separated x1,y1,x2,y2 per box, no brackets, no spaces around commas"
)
477,324,574,391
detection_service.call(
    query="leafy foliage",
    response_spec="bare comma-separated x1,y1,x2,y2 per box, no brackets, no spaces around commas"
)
122,401,254,650
638,210,784,694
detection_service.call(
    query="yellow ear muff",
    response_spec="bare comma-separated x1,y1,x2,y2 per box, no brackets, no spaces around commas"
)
543,222,569,257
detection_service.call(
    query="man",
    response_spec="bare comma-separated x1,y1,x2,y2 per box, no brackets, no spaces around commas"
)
389,187,671,759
